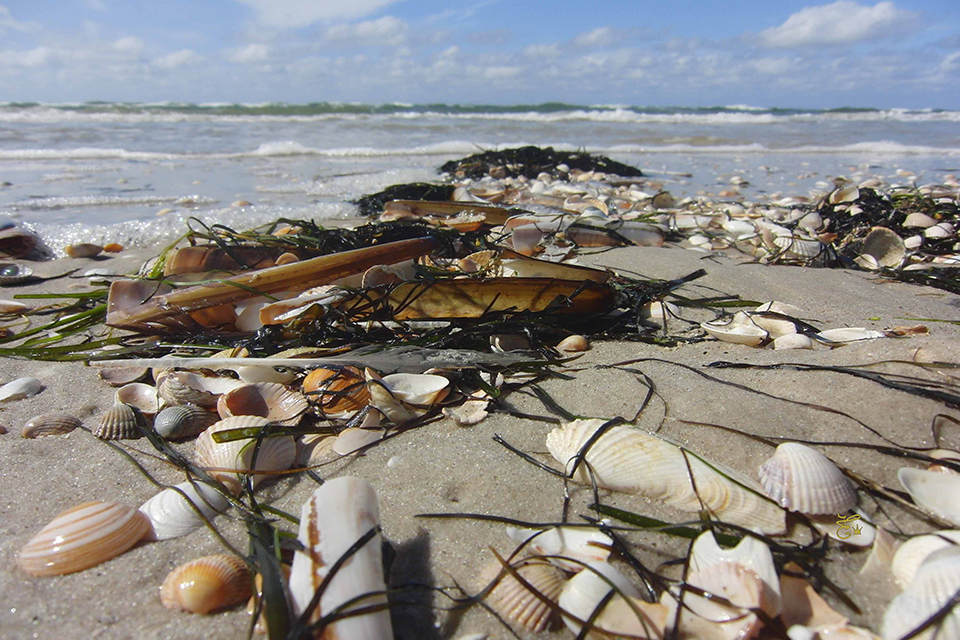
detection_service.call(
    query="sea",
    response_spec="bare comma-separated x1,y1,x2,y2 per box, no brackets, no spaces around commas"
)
0,102,958,253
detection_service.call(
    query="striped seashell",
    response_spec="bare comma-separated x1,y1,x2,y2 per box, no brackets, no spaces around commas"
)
662,561,767,640
0,377,43,402
216,382,308,426
505,526,612,572
22,413,82,438
924,222,954,239
160,553,251,614
891,530,960,589
115,382,160,417
94,402,147,440
139,481,231,541
158,370,245,409
882,547,960,640
17,501,150,576
546,419,785,534
302,366,370,417
898,467,960,526
690,530,781,618
479,558,565,632
194,416,296,494
154,404,219,440
758,443,857,515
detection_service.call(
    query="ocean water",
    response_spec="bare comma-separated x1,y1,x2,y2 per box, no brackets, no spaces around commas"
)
0,102,957,253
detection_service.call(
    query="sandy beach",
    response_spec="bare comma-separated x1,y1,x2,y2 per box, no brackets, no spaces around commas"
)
1,232,959,639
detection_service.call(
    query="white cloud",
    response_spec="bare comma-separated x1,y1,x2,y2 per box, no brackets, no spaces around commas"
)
0,6,39,34
154,49,202,69
87,0,107,11
233,0,399,29
229,43,271,63
573,26,612,48
759,1,916,48
0,46,52,67
523,43,560,58
113,36,144,57
751,57,793,75
482,65,521,79
325,16,407,46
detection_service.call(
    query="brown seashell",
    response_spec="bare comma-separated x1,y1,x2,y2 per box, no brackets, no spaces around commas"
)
98,365,150,387
0,227,40,259
115,382,160,417
103,243,124,253
274,252,299,265
160,553,251,614
557,334,589,352
480,558,565,632
17,501,150,576
64,243,104,258
94,402,147,440
302,366,370,417
22,413,82,438
216,382,309,425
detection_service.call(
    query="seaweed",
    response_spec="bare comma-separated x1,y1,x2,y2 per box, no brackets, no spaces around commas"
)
439,145,644,181
352,183,456,217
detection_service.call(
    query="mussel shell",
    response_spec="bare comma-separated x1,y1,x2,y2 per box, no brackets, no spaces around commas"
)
160,553,251,614
17,501,150,576
154,403,219,440
22,413,82,438
94,402,147,440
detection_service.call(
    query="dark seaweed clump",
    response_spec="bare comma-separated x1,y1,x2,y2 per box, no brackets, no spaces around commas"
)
353,183,456,217
439,145,644,180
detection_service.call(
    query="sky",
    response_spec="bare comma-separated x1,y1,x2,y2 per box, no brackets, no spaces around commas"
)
0,0,958,108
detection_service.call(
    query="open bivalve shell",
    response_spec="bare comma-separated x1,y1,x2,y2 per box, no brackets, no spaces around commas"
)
160,553,251,614
115,382,160,417
289,476,392,639
154,403,219,440
882,547,960,640
701,313,768,346
690,530,781,618
891,530,960,589
505,526,613,572
758,443,857,515
302,366,370,418
17,501,151,576
365,369,450,425
479,557,566,633
194,416,296,494
139,481,232,541
546,419,785,534
158,370,246,409
898,467,960,526
216,382,308,425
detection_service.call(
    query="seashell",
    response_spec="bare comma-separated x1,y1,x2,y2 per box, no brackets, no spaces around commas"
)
216,382,309,426
780,566,850,630
815,327,885,344
103,242,123,253
662,561,767,640
904,234,924,250
903,212,938,229
0,376,43,402
302,366,370,417
891,530,960,589
289,477,392,639
859,527,898,576
546,419,785,534
17,501,150,576
365,370,450,425
22,413,82,438
115,382,160,417
829,185,859,204
479,557,565,632
701,316,768,346
0,262,34,284
158,370,246,409
859,227,905,269
0,299,29,313
748,304,800,339
505,526,613,572
774,333,814,350
275,251,299,265
808,510,877,547
0,227,40,259
898,467,960,525
160,553,251,614
442,396,490,426
690,530,781,617
139,481,231,541
65,243,103,258
194,416,296,494
557,334,589,352
154,404,219,440
773,235,826,259
758,443,856,515
882,547,960,640
332,412,384,455
98,365,150,387
639,300,681,326
924,222,954,239
94,402,147,440
558,561,667,639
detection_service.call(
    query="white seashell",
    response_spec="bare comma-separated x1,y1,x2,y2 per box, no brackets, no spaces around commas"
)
891,530,960,589
0,299,29,313
829,186,859,204
690,530,781,617
774,334,814,350
898,467,960,525
859,527,898,576
153,403,219,440
773,235,826,259
747,307,799,339
115,382,160,417
663,561,768,639
94,401,146,440
815,327,885,344
808,511,877,547
160,553,251,614
332,413,385,456
442,397,490,426
882,547,960,640
289,477,392,639
0,376,43,402
903,212,938,228
479,558,565,632
798,211,823,230
558,561,666,638
216,382,309,425
639,300,681,325
505,526,613,572
904,234,924,250
546,419,785,534
758,443,856,515
158,370,246,409
702,317,768,346
17,501,150,576
924,222,954,239
365,370,450,425
194,416,296,494
139,481,231,541
859,227,906,268
22,413,81,438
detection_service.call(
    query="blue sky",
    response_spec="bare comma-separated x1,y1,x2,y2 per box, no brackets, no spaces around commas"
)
0,0,958,108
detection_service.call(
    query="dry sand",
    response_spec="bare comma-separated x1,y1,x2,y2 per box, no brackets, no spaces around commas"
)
1,242,959,639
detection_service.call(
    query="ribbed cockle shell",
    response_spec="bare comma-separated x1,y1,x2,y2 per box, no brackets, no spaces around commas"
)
479,557,565,632
154,403,219,440
94,401,147,440
758,443,857,515
216,382,308,426
18,501,150,576
139,481,232,541
160,553,251,614
194,416,296,494
21,413,81,438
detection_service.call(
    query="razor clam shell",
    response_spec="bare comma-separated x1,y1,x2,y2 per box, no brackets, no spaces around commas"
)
216,381,309,425
891,530,960,589
881,547,960,640
115,382,160,417
898,467,960,525
194,416,296,494
94,401,147,440
22,413,82,438
139,481,231,541
154,403,219,440
505,526,613,572
815,327,885,344
546,419,785,534
690,530,781,617
17,501,151,576
758,443,857,515
0,376,43,402
479,558,565,632
289,476,393,639
160,553,251,614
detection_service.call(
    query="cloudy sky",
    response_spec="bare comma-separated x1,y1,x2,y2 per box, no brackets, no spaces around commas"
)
0,0,957,108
